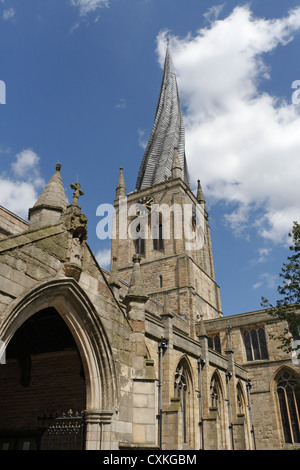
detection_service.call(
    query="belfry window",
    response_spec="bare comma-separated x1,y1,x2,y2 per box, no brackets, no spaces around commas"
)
134,224,145,256
243,327,268,361
276,370,300,444
153,221,164,251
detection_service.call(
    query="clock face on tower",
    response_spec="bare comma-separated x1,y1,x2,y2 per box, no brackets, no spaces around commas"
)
138,196,154,211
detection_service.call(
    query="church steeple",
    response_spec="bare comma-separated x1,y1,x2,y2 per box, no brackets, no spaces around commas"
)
136,42,190,190
111,40,222,326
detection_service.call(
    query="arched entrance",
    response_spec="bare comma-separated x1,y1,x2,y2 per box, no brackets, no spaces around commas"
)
0,278,118,450
0,307,86,450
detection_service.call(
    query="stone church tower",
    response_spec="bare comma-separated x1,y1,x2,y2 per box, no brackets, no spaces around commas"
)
0,44,299,451
111,43,222,339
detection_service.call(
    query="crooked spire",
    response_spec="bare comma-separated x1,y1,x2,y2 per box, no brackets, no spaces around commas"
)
136,42,191,190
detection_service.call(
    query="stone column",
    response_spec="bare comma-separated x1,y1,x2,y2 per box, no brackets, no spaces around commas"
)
84,410,114,450
123,255,157,448
197,314,209,450
225,324,237,450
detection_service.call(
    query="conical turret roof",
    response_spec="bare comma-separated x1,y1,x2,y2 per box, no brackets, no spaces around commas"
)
28,163,67,229
32,163,67,211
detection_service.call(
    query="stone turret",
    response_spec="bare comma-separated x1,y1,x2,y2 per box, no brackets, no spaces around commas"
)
28,163,67,230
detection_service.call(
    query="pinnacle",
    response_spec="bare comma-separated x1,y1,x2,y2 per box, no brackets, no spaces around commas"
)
116,166,126,197
126,255,148,300
32,164,67,211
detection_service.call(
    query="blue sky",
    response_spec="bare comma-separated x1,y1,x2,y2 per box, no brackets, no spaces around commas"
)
1,0,300,316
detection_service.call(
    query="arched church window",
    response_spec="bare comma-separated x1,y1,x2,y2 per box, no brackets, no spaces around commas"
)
210,375,219,408
243,327,268,361
209,373,226,449
276,370,300,444
174,362,190,444
208,333,221,354
237,383,245,415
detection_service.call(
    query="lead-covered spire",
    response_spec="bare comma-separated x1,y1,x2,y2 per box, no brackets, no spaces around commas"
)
136,42,191,190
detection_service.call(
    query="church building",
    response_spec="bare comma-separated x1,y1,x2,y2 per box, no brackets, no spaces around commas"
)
0,44,299,451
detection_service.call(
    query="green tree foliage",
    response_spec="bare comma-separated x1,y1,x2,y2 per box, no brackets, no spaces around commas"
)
261,222,300,358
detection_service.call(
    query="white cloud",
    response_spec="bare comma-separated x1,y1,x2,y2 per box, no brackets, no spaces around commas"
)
0,149,45,219
203,4,224,23
138,129,147,150
257,247,272,264
253,272,278,290
0,179,37,218
70,0,109,17
12,149,39,177
156,6,300,244
2,7,16,21
95,248,111,268
115,98,127,110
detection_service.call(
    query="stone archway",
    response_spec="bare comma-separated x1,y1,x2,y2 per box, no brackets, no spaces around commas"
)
0,278,118,450
0,307,86,449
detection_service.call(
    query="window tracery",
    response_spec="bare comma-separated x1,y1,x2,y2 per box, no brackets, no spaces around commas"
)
276,370,300,444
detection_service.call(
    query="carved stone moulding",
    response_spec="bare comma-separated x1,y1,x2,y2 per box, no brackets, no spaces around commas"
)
63,261,82,281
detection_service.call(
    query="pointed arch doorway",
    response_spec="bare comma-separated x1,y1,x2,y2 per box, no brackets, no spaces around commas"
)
0,278,117,450
0,307,86,450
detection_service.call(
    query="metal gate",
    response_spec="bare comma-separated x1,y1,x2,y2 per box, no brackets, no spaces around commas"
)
38,410,85,450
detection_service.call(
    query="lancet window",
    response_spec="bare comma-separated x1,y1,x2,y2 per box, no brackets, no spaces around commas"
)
276,370,300,444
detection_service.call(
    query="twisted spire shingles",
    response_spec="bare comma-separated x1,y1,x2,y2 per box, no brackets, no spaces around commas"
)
136,44,191,190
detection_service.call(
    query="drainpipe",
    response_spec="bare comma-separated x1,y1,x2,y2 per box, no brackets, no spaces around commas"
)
157,338,168,450
226,370,234,450
197,356,206,450
246,380,256,450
